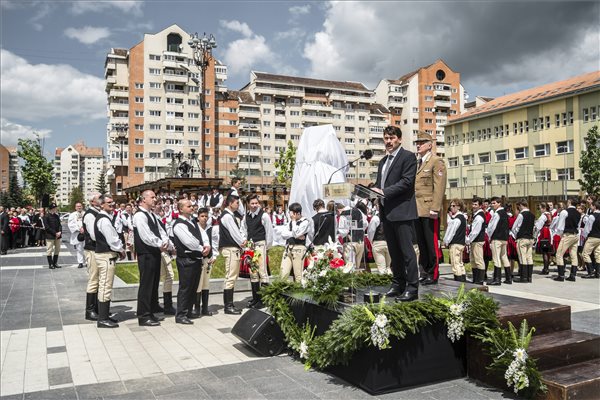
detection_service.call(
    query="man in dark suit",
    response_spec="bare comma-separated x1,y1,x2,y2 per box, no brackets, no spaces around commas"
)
372,126,419,302
0,206,9,255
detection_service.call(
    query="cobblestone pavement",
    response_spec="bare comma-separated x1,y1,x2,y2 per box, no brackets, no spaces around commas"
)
1,233,598,399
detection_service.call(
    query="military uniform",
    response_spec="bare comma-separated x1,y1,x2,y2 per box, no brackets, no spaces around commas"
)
414,132,447,284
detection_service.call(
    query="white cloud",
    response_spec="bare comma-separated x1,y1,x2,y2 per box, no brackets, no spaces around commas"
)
219,20,253,38
64,26,111,45
0,118,52,147
70,1,143,16
219,19,298,78
289,4,311,16
303,2,599,93
29,1,55,31
0,49,106,122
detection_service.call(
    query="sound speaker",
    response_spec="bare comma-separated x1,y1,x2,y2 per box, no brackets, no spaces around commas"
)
231,309,285,357
41,194,50,208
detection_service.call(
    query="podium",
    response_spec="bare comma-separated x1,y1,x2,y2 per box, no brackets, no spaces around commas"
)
323,183,384,201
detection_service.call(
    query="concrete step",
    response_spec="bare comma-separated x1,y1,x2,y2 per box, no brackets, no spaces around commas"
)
541,359,600,400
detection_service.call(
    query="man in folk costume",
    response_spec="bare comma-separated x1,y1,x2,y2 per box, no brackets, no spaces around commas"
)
413,131,447,285
554,197,582,282
172,199,211,324
219,195,247,314
582,200,600,279
367,201,392,275
93,195,126,328
208,188,224,210
43,203,62,269
280,202,312,283
534,202,553,275
190,207,219,317
466,197,487,284
83,192,102,320
486,197,511,285
68,202,86,269
242,194,273,309
443,199,467,282
227,177,245,216
312,199,336,250
512,200,536,283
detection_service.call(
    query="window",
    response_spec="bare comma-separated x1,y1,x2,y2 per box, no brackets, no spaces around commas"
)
290,110,300,116
262,95,271,102
525,121,529,132
535,170,551,182
188,126,199,132
344,138,355,144
188,99,198,106
568,111,574,124
534,143,550,157
462,154,474,166
149,138,161,144
134,138,144,145
149,68,161,75
262,108,271,114
556,168,574,180
134,152,144,159
412,107,419,113
513,123,518,134
448,157,458,168
205,142,211,148
556,140,574,153
533,118,538,131
165,139,183,145
555,114,560,127
188,113,199,119
478,152,490,164
134,167,144,173
496,174,510,184
562,113,567,126
135,96,143,103
346,115,355,120
204,128,210,134
263,121,271,127
519,121,523,133
149,54,161,61
149,82,161,89
495,149,509,162
545,116,550,129
149,110,161,116
148,152,161,158
591,106,597,120
135,110,143,117
149,124,161,130
448,179,459,188
134,124,143,131
149,96,161,103
166,97,183,104
290,123,300,128
514,147,528,159
134,82,144,89
583,108,589,122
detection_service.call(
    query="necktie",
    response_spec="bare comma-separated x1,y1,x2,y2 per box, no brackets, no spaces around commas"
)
381,155,394,189
418,158,423,169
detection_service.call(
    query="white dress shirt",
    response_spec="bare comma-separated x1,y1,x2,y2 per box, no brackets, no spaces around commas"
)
511,208,530,238
554,208,572,236
242,207,274,248
132,207,168,248
486,210,500,238
219,209,246,247
97,211,124,252
281,217,312,246
466,211,484,245
583,213,596,238
173,215,209,252
443,213,462,246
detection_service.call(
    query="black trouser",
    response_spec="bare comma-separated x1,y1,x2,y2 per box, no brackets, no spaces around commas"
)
175,257,203,319
383,218,419,292
415,217,439,279
0,233,7,253
137,252,161,319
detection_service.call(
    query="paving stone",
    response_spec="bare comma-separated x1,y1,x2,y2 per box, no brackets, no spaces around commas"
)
165,369,217,386
103,389,157,400
23,387,77,400
47,346,67,354
123,375,174,393
47,367,73,386
243,374,300,395
264,387,320,400
154,387,211,400
75,382,128,399
0,394,24,400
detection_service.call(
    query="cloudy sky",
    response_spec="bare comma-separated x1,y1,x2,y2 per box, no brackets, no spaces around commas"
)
1,0,598,156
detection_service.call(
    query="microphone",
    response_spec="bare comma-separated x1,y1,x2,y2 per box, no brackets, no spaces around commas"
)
327,149,374,184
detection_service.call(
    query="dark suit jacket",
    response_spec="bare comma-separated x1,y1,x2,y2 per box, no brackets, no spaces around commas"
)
0,212,9,234
43,213,61,240
374,147,418,222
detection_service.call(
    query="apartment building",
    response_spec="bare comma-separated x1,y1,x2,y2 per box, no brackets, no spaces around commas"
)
0,145,19,192
444,70,600,200
238,71,392,186
105,24,228,193
375,59,465,156
54,142,104,205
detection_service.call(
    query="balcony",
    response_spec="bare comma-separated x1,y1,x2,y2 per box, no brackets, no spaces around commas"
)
434,89,451,98
302,102,331,111
387,99,404,108
110,116,129,123
239,123,260,130
109,89,129,98
370,138,384,146
240,135,261,144
163,73,188,83
106,76,116,85
434,99,451,109
109,102,129,112
240,148,262,157
255,86,304,97
328,92,372,103
239,108,260,117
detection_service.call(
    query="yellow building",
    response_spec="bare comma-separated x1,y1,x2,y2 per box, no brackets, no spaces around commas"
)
444,71,600,200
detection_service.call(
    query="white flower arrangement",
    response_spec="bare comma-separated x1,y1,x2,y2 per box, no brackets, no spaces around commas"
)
446,301,467,343
364,304,390,350
299,341,309,359
505,348,530,393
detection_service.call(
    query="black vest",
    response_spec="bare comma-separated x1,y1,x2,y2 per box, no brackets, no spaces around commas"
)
172,218,204,259
341,208,365,242
83,208,99,251
372,217,386,242
564,207,581,234
312,211,336,246
590,212,600,238
133,210,161,255
516,210,535,239
94,213,114,254
287,220,306,245
472,210,486,243
209,194,220,207
450,213,466,245
491,208,509,241
219,210,240,248
245,210,266,242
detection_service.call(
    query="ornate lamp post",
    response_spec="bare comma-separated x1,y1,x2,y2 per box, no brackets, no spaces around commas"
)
113,122,128,195
188,32,217,178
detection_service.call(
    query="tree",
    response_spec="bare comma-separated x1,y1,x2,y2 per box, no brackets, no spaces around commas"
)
274,140,297,187
579,125,600,195
228,162,247,187
7,175,25,208
95,169,107,194
17,137,56,206
68,186,85,210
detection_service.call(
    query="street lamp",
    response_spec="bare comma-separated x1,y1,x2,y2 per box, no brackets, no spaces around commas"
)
188,32,217,178
557,145,569,199
483,171,491,200
113,122,128,195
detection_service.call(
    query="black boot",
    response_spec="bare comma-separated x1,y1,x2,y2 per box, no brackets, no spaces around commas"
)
52,254,61,268
487,267,502,286
582,263,594,278
223,289,241,315
78,263,84,269
458,274,466,282
97,301,118,328
472,269,484,285
189,292,201,318
251,283,265,309
163,292,176,315
503,267,513,284
582,263,599,279
554,265,565,281
517,263,523,279
201,290,214,316
47,256,55,270
526,265,532,283
85,292,99,321
566,265,577,282
247,282,260,308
